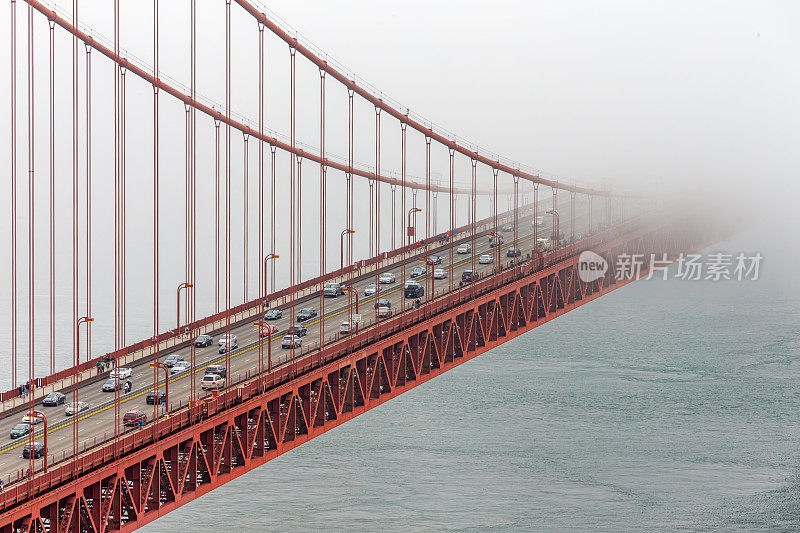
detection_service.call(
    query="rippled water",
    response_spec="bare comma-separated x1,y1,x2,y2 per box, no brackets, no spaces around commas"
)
143,227,800,531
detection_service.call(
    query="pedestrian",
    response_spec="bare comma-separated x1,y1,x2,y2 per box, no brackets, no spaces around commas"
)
109,354,115,369
96,361,102,375
0,476,4,493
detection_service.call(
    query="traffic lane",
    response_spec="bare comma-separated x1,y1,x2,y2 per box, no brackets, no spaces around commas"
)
0,217,550,446
0,216,575,472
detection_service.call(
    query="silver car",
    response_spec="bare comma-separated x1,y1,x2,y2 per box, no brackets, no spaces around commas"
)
478,254,493,264
170,361,191,375
364,283,382,296
282,335,302,349
65,401,89,416
378,272,396,284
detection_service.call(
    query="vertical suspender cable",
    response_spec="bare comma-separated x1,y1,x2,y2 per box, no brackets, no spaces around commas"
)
121,65,127,345
85,43,92,366
400,121,406,311
26,1,36,481
449,148,454,294
346,87,353,336
514,176,519,263
258,20,264,383
113,0,120,442
374,106,380,325
72,0,79,460
11,0,18,392
243,133,249,302
225,0,231,381
493,168,499,272
425,136,431,302
152,0,160,435
187,0,196,405
270,145,276,293
319,68,326,350
533,183,539,262
114,0,122,358
289,44,296,370
113,0,119,354
425,136,431,256
391,185,396,250
471,159,476,295
49,16,55,376
571,191,575,243
214,117,220,313
190,0,197,405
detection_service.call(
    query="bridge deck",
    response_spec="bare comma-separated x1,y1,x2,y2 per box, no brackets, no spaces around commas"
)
0,203,580,487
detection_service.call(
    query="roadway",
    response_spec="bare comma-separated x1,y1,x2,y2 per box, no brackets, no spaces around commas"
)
0,211,586,480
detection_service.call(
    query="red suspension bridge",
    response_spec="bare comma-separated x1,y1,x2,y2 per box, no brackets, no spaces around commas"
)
0,1,723,531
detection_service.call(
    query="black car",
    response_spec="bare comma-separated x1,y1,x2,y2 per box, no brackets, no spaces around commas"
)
428,255,442,265
287,324,308,337
205,364,227,378
374,298,391,310
194,334,213,347
145,391,167,405
22,442,45,459
10,423,31,439
506,247,522,258
461,270,476,284
404,281,424,298
42,392,66,407
410,266,425,278
296,308,317,322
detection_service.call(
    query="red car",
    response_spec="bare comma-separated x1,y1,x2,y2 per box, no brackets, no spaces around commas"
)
122,410,147,427
260,325,279,337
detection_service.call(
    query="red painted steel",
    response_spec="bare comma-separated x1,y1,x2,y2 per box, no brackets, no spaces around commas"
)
0,212,724,531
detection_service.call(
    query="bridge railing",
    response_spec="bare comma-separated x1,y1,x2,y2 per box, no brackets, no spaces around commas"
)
0,203,544,414
0,213,650,509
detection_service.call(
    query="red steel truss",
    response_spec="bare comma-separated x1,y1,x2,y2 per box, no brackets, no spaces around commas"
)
0,212,723,532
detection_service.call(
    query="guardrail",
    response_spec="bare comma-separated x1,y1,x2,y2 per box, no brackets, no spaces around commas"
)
0,213,634,505
0,201,552,415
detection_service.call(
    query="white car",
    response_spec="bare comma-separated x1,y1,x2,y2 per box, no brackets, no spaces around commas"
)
457,243,471,254
378,272,396,284
201,374,225,390
282,335,302,349
377,306,392,319
364,283,383,296
65,401,89,416
170,361,191,375
218,333,237,346
21,413,43,425
478,254,493,264
433,268,447,280
340,321,353,335
110,367,132,380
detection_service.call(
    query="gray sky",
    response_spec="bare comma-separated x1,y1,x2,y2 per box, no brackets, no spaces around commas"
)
0,0,797,384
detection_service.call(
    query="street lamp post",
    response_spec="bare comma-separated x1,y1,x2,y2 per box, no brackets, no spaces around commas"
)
340,229,355,270
76,317,94,363
546,209,560,251
262,254,279,373
27,411,47,473
176,282,193,334
149,362,169,413
407,207,422,246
